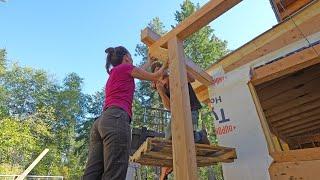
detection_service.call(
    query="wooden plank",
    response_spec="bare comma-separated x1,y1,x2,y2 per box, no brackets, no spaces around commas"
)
134,156,233,168
130,138,237,168
147,139,233,153
272,109,320,127
194,83,208,94
257,64,320,102
285,124,320,137
196,86,210,102
255,75,288,91
195,1,320,102
147,0,241,50
287,133,320,145
141,27,213,86
279,138,290,151
16,149,49,180
268,97,320,122
280,119,320,134
248,82,278,153
141,27,161,46
261,77,320,109
276,112,320,131
275,0,297,8
185,59,213,86
251,44,320,85
168,36,198,180
270,147,320,162
140,151,235,166
264,91,320,117
269,159,320,180
270,0,282,22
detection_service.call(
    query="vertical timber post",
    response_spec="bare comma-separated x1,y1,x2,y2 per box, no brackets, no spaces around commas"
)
168,36,198,180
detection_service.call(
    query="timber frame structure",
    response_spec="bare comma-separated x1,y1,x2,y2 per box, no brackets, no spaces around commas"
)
137,0,320,179
140,0,242,179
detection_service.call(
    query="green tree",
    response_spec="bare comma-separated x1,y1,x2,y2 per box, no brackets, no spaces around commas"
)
52,73,86,179
0,49,6,76
75,90,104,167
0,58,91,178
0,49,8,118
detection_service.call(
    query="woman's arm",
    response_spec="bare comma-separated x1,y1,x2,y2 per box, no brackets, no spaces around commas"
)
131,63,166,81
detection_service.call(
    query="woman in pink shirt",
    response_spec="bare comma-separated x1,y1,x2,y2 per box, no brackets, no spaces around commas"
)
83,46,165,180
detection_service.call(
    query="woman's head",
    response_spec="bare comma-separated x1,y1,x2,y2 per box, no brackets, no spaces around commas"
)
105,46,132,74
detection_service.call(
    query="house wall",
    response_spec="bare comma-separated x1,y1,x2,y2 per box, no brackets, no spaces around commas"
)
208,31,320,180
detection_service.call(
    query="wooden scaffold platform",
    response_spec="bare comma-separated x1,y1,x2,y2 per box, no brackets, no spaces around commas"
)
130,138,237,167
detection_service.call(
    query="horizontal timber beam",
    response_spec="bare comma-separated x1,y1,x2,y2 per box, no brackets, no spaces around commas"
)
146,0,242,49
141,27,214,86
270,147,320,162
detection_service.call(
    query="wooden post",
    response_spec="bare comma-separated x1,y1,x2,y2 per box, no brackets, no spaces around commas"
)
168,36,198,180
248,82,279,153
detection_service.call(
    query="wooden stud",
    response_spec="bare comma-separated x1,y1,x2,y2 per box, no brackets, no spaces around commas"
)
272,135,283,152
270,0,282,22
279,138,290,151
168,36,198,180
248,82,279,153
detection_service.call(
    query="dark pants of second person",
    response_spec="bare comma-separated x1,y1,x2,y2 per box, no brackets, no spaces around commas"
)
165,110,199,140
82,107,131,180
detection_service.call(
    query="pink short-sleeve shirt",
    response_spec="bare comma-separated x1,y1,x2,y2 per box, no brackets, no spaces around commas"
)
103,64,135,118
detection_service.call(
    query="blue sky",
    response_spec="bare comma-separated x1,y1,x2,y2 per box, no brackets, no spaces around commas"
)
0,0,277,94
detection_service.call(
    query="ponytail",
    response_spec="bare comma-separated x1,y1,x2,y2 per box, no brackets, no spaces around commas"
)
105,46,129,74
